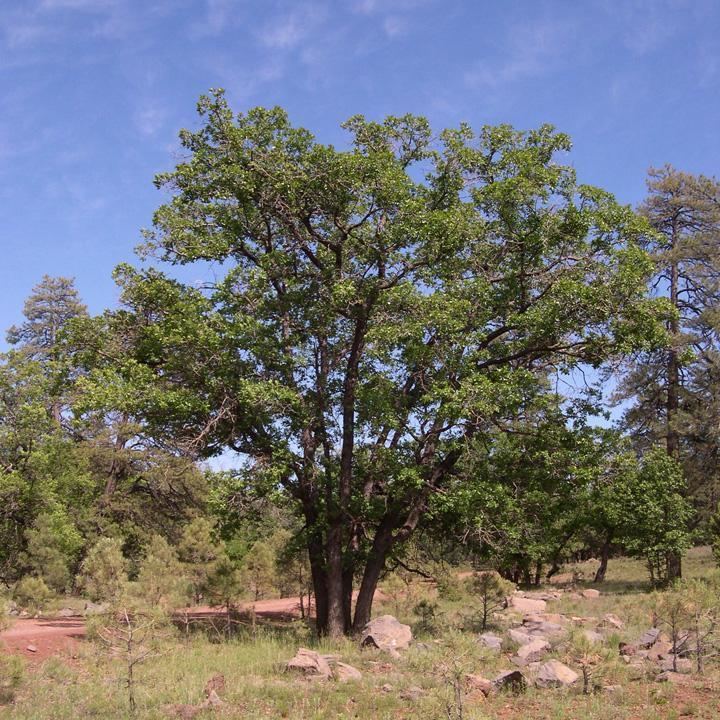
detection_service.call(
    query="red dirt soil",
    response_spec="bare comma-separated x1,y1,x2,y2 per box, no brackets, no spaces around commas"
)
0,596,306,664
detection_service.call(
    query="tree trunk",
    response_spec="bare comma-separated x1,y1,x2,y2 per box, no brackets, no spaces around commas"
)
666,226,682,582
594,533,612,583
352,517,394,633
306,528,329,634
342,562,353,633
325,521,345,637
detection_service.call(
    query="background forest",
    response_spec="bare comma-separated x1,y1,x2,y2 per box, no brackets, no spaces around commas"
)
1,97,720,629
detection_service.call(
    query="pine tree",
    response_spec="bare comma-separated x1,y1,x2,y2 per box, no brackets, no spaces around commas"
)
618,166,720,577
7,275,87,362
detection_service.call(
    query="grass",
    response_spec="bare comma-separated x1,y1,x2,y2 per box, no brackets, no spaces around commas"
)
2,550,720,719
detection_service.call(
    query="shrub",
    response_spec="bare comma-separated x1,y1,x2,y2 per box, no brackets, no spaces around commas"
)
465,571,515,630
13,576,52,614
135,535,188,611
78,538,128,602
24,511,83,593
0,655,24,704
412,599,443,636
436,570,466,602
240,541,277,601
177,517,220,603
205,553,244,637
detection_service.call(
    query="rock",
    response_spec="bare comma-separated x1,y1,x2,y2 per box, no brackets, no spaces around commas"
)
581,589,601,599
508,628,533,645
286,648,332,680
492,669,527,694
582,630,604,644
570,616,598,626
660,657,693,674
25,644,37,653
57,608,77,618
619,642,637,657
478,632,503,651
399,686,425,701
360,615,412,655
524,613,568,626
507,595,547,614
332,662,362,682
203,673,225,697
84,601,110,616
512,638,550,666
549,572,575,585
656,671,692,685
637,628,661,648
465,674,493,696
601,613,624,630
203,690,224,708
535,660,579,688
523,620,565,639
647,640,673,661
602,684,623,693
381,683,394,692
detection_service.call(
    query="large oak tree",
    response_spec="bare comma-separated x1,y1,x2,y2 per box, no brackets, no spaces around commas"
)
79,91,666,636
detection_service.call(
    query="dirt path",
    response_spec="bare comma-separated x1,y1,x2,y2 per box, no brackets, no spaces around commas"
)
0,596,306,663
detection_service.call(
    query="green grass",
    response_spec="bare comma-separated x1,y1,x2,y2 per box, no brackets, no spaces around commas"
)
2,550,720,719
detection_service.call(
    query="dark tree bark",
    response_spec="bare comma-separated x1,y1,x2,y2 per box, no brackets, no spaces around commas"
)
593,532,613,583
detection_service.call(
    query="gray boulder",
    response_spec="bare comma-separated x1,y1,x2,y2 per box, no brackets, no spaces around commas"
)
512,638,550,666
286,648,332,680
478,632,503,651
492,669,527,694
536,660,579,688
361,615,412,656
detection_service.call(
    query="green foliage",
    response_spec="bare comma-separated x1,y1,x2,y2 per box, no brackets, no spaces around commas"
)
565,630,614,694
436,570,466,602
78,538,128,602
619,167,720,533
24,511,83,593
464,571,515,630
412,598,442,636
0,654,24,705
177,517,220,603
710,511,720,566
240,540,277,601
7,275,87,362
654,578,720,673
72,91,666,634
13,576,52,614
135,535,189,611
620,449,692,586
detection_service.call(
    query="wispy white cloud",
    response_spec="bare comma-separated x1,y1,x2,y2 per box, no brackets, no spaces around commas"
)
352,0,432,14
256,4,326,50
39,0,118,10
382,15,406,38
133,103,167,137
464,19,574,89
191,0,243,37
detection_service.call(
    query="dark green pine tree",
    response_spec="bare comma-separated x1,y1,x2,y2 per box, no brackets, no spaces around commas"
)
617,166,720,577
7,275,87,423
8,275,88,361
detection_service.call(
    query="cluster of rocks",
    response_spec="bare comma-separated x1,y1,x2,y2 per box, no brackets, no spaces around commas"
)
619,627,695,682
285,615,413,683
282,591,697,700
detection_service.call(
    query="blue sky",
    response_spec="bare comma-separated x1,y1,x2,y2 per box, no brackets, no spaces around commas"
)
1,0,718,338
